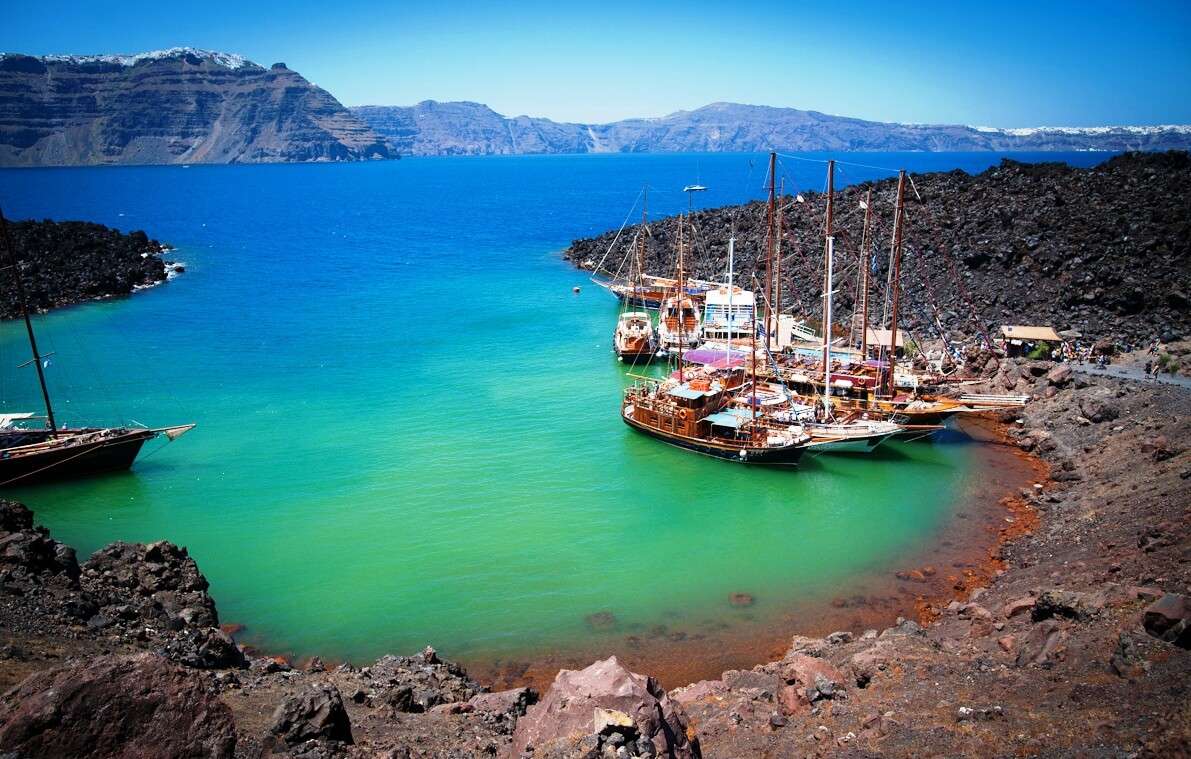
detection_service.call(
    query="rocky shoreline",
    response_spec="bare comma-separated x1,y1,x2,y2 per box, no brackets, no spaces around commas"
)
565,151,1191,348
1,218,181,319
1,360,1187,757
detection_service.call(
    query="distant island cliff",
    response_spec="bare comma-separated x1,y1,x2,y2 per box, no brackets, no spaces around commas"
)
353,100,1191,156
0,48,395,166
2,48,1188,165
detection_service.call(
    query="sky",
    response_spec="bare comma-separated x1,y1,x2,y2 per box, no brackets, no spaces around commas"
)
4,1,1190,127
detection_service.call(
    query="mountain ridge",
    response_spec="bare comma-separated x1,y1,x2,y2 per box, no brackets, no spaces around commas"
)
353,100,1191,156
0,48,396,166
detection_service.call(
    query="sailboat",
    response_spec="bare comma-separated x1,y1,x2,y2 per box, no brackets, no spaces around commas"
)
612,195,658,363
0,208,194,487
655,209,702,355
622,227,811,465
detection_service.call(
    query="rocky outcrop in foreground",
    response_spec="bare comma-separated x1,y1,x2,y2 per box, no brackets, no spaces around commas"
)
1,219,178,318
353,100,1191,156
0,48,395,165
567,151,1191,347
0,653,236,758
0,364,1188,757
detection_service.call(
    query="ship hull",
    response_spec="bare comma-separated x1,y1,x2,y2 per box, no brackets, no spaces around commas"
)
622,412,805,465
806,432,893,454
0,430,155,487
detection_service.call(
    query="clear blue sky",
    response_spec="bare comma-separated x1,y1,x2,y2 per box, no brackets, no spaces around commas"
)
4,0,1189,126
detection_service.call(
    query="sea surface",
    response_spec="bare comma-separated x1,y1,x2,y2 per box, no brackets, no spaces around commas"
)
0,151,1109,681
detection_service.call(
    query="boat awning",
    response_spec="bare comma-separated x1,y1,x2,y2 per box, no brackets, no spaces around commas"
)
1000,325,1061,342
683,348,748,368
667,385,708,400
703,410,748,428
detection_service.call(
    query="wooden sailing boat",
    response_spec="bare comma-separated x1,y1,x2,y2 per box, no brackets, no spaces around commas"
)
0,208,194,487
622,226,811,465
656,211,701,355
612,195,658,363
759,163,1023,429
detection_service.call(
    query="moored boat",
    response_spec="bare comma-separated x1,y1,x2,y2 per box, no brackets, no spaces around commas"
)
613,311,657,363
0,208,194,488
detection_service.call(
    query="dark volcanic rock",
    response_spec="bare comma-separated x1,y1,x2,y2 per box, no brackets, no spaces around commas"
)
0,500,79,581
361,646,482,712
566,151,1191,347
1142,593,1191,649
82,540,218,629
269,681,354,746
0,652,236,758
0,48,394,166
2,219,173,317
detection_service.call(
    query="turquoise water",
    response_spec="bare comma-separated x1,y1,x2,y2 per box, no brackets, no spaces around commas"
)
0,153,1102,679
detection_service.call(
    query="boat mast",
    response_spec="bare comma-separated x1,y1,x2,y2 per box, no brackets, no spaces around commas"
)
726,233,735,368
775,178,784,341
0,208,58,436
764,151,776,352
677,214,685,382
821,160,835,376
750,296,757,432
885,170,907,397
637,187,648,302
823,235,835,420
859,188,873,361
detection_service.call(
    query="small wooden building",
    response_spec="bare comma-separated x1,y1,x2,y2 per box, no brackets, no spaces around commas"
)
999,325,1062,357
864,328,907,359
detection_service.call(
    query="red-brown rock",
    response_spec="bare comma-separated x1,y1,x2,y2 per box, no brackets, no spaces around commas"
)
0,653,235,758
508,656,699,758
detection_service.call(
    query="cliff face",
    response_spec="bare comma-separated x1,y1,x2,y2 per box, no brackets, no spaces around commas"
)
0,48,395,166
352,101,591,156
353,100,1191,156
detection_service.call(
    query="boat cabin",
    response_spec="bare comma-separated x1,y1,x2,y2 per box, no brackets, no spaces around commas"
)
701,286,755,341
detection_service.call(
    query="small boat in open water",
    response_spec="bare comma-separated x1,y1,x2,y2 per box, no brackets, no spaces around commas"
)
0,208,194,488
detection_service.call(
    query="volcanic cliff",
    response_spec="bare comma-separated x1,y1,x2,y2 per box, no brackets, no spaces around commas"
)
0,48,395,166
565,151,1191,347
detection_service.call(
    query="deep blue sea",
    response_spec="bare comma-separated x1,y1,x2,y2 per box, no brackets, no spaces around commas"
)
0,151,1111,684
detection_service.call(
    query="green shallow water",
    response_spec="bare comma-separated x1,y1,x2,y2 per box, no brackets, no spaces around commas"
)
0,153,1076,680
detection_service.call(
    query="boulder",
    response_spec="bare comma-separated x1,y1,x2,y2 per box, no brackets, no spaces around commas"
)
468,686,538,717
159,627,248,669
1142,593,1191,649
508,656,699,758
1002,596,1036,619
780,654,846,701
1109,632,1150,678
1032,589,1105,622
1015,619,1065,667
269,682,353,746
0,653,235,758
1045,363,1073,386
1077,389,1120,423
848,646,891,687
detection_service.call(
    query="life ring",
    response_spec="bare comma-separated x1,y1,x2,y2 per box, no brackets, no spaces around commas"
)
678,408,689,420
